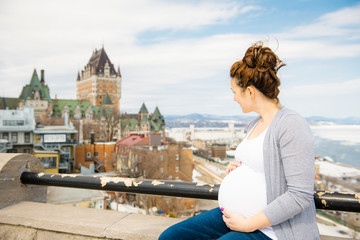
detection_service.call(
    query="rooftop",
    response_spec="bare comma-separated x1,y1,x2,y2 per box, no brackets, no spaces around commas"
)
0,153,358,239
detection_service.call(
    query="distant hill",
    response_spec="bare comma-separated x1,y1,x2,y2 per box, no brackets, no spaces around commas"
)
165,114,254,128
165,114,360,128
306,116,360,125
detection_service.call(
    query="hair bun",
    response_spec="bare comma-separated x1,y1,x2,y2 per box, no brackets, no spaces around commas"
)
243,42,280,73
230,41,286,102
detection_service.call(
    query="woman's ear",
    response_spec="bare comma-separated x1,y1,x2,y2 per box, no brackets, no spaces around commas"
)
247,86,255,98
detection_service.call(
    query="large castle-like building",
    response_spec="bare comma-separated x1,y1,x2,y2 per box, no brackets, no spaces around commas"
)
1,47,121,121
0,47,167,143
77,47,121,113
0,47,122,142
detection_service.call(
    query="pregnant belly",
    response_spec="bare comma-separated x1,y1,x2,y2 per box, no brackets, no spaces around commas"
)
218,164,267,218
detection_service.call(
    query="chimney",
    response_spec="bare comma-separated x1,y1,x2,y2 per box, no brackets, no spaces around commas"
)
90,130,95,144
40,70,45,85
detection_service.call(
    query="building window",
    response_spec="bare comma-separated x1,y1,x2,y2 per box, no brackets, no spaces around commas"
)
87,152,91,158
2,132,9,140
176,154,179,161
39,157,57,169
160,155,163,161
94,152,99,157
176,167,179,173
25,132,30,143
160,168,163,173
11,132,18,143
3,120,24,126
24,149,31,153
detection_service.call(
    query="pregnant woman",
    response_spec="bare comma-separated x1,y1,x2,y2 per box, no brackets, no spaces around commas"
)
159,42,319,240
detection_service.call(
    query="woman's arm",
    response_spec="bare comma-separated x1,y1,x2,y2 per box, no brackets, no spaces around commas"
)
263,113,315,225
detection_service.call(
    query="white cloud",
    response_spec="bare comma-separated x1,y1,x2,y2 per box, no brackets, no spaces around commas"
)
1,1,360,117
282,78,360,97
280,3,360,39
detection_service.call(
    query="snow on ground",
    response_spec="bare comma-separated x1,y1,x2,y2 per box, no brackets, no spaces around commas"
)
226,150,235,157
192,168,204,183
317,214,359,239
110,201,146,215
311,125,360,145
316,160,360,178
201,160,226,176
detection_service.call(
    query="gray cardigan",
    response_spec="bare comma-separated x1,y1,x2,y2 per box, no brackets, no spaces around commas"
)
247,107,320,240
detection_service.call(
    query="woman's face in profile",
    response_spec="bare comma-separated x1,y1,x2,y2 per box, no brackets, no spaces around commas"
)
231,78,251,113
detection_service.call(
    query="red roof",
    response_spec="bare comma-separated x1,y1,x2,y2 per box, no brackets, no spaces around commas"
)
115,134,149,147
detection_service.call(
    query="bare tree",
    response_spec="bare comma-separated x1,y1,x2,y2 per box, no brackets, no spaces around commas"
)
99,107,121,142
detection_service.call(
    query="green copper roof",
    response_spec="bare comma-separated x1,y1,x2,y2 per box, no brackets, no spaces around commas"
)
150,106,165,131
52,99,98,118
121,118,139,130
152,106,161,118
139,103,148,113
102,92,113,105
19,69,51,101
122,104,165,133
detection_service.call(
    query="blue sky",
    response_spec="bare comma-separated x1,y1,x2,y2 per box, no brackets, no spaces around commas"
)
0,0,359,118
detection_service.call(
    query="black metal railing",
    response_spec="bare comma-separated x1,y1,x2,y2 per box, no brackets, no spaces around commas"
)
20,172,360,212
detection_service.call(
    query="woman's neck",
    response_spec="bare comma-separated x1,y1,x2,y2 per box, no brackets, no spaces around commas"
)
256,100,279,126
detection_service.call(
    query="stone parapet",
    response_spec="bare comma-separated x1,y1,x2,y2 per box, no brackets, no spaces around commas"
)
0,201,349,240
0,201,182,240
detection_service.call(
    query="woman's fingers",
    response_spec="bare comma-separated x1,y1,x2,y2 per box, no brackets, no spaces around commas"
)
226,161,241,175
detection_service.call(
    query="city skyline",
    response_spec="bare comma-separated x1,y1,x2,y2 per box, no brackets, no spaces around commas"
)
1,0,360,118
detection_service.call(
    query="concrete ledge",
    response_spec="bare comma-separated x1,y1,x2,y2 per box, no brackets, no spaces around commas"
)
0,201,350,240
0,201,182,240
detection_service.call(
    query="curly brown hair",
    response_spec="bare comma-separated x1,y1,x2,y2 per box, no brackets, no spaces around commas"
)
230,41,286,102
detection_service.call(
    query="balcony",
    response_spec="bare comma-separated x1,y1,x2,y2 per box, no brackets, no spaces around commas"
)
0,153,359,239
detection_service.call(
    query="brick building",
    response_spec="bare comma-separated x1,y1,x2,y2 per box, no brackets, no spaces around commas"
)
75,142,116,173
210,143,227,160
115,134,193,181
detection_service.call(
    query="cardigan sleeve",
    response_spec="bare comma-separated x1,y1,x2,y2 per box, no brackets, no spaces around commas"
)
263,113,315,225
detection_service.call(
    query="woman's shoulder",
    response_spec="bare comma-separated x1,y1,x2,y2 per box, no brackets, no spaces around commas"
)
273,107,311,133
277,107,307,124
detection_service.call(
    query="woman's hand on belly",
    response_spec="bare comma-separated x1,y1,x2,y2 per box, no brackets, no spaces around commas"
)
225,161,242,175
221,208,272,233
221,208,252,232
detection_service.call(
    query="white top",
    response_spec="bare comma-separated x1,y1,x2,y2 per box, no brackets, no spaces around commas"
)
218,124,277,239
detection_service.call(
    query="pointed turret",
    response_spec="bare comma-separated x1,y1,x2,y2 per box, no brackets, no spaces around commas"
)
139,103,148,113
150,106,165,132
152,106,161,118
117,66,122,77
19,69,51,101
77,71,81,81
86,47,116,76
